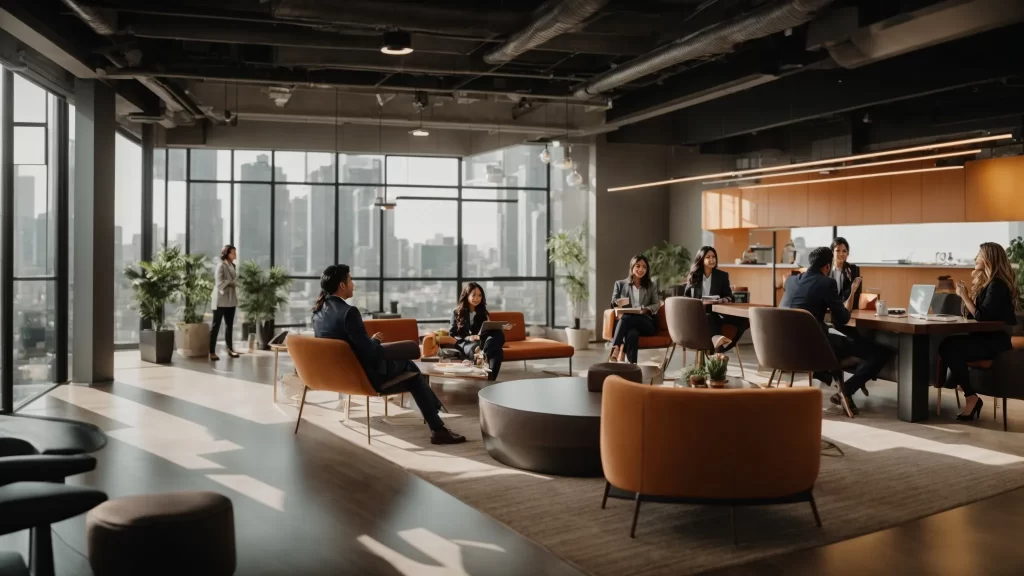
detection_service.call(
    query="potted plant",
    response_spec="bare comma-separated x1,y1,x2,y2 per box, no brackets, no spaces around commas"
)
1007,238,1024,309
705,355,729,388
645,241,692,297
683,364,707,388
237,260,292,350
172,249,214,358
124,248,181,363
547,226,590,350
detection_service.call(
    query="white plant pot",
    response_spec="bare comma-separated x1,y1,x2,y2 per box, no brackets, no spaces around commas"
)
565,327,590,351
175,323,211,357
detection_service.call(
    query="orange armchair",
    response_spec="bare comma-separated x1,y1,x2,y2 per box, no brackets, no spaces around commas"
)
286,334,417,444
600,376,823,541
601,307,675,371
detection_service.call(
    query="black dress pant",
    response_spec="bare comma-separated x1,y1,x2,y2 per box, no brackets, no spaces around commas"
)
209,306,236,353
706,312,749,352
939,333,1009,397
611,313,657,364
377,360,446,431
457,331,505,380
827,331,891,397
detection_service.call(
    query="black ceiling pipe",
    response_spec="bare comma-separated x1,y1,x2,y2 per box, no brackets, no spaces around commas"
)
483,0,609,65
572,0,834,98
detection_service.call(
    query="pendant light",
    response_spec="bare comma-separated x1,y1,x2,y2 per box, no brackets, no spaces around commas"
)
375,103,396,210
557,97,573,170
410,108,429,137
538,104,552,164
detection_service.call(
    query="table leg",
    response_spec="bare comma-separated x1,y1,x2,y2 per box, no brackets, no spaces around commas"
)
898,334,930,422
273,349,279,403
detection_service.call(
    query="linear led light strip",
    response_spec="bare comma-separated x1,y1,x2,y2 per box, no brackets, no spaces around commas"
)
733,165,963,190
607,133,1013,192
701,149,982,185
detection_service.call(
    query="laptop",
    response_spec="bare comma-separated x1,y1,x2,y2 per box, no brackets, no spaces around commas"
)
908,284,958,321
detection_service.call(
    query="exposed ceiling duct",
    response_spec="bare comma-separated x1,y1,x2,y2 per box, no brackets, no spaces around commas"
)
483,0,609,65
60,0,221,126
58,0,116,36
572,0,834,99
823,0,1024,69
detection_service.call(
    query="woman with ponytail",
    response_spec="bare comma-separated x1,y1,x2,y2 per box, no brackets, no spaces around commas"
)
311,264,466,445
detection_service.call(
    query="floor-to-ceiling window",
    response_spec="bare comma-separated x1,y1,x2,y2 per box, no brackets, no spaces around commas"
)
148,145,578,340
114,132,142,344
3,70,69,410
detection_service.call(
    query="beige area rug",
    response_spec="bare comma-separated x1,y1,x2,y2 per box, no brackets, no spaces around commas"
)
330,369,1024,576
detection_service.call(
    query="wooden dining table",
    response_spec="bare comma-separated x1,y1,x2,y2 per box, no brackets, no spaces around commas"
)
712,303,1005,423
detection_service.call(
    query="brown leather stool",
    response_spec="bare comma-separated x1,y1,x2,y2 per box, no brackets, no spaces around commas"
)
587,362,643,392
86,491,235,576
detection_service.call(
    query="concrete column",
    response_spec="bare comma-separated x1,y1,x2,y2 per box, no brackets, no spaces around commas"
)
72,79,115,383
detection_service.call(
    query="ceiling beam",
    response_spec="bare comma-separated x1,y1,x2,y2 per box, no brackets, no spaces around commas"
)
621,26,1024,145
271,47,585,81
99,64,604,102
273,0,526,37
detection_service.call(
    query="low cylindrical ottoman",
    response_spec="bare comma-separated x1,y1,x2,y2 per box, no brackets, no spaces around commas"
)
86,491,235,576
587,362,642,392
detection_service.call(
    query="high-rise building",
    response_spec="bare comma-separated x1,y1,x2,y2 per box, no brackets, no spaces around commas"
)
238,154,280,268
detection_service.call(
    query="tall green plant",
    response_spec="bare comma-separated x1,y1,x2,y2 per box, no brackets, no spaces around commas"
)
547,226,589,329
1006,237,1024,309
237,261,292,324
123,248,181,331
175,251,214,324
645,241,691,293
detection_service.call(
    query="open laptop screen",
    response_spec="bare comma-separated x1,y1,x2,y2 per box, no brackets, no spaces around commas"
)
908,284,936,316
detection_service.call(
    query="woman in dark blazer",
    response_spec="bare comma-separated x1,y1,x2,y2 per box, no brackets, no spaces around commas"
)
683,246,747,352
940,242,1019,421
831,237,863,309
448,283,507,381
609,255,661,364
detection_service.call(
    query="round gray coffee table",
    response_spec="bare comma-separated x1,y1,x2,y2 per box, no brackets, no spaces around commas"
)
478,377,602,477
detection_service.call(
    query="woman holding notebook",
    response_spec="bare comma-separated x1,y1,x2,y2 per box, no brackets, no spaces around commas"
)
449,282,508,380
683,246,747,352
609,255,661,363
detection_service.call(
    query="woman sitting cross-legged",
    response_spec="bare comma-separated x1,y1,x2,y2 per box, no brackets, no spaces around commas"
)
448,283,510,381
939,242,1020,421
609,254,661,364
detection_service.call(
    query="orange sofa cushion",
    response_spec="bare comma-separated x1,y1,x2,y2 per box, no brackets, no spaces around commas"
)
602,307,672,350
503,338,575,361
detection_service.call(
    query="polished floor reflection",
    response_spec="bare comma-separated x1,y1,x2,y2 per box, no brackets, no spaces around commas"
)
3,347,1024,575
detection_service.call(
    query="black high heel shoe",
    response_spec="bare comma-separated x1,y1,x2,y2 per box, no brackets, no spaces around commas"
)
956,397,983,421
227,349,240,358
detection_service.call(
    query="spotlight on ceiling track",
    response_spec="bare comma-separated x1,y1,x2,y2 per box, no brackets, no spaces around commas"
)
381,31,413,55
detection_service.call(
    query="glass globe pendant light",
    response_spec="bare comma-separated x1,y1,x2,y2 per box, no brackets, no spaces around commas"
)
566,165,583,186
539,145,551,164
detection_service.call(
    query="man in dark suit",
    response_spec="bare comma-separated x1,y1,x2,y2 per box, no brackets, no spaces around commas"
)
781,247,890,415
312,265,465,444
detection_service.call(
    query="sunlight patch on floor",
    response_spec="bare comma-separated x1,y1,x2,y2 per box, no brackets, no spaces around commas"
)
49,385,242,469
823,419,1024,465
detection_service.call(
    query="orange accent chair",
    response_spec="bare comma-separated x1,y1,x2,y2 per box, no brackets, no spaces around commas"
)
601,306,675,373
286,333,417,444
600,376,823,541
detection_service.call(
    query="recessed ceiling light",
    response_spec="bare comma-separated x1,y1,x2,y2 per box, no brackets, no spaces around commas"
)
410,128,429,137
381,31,413,55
